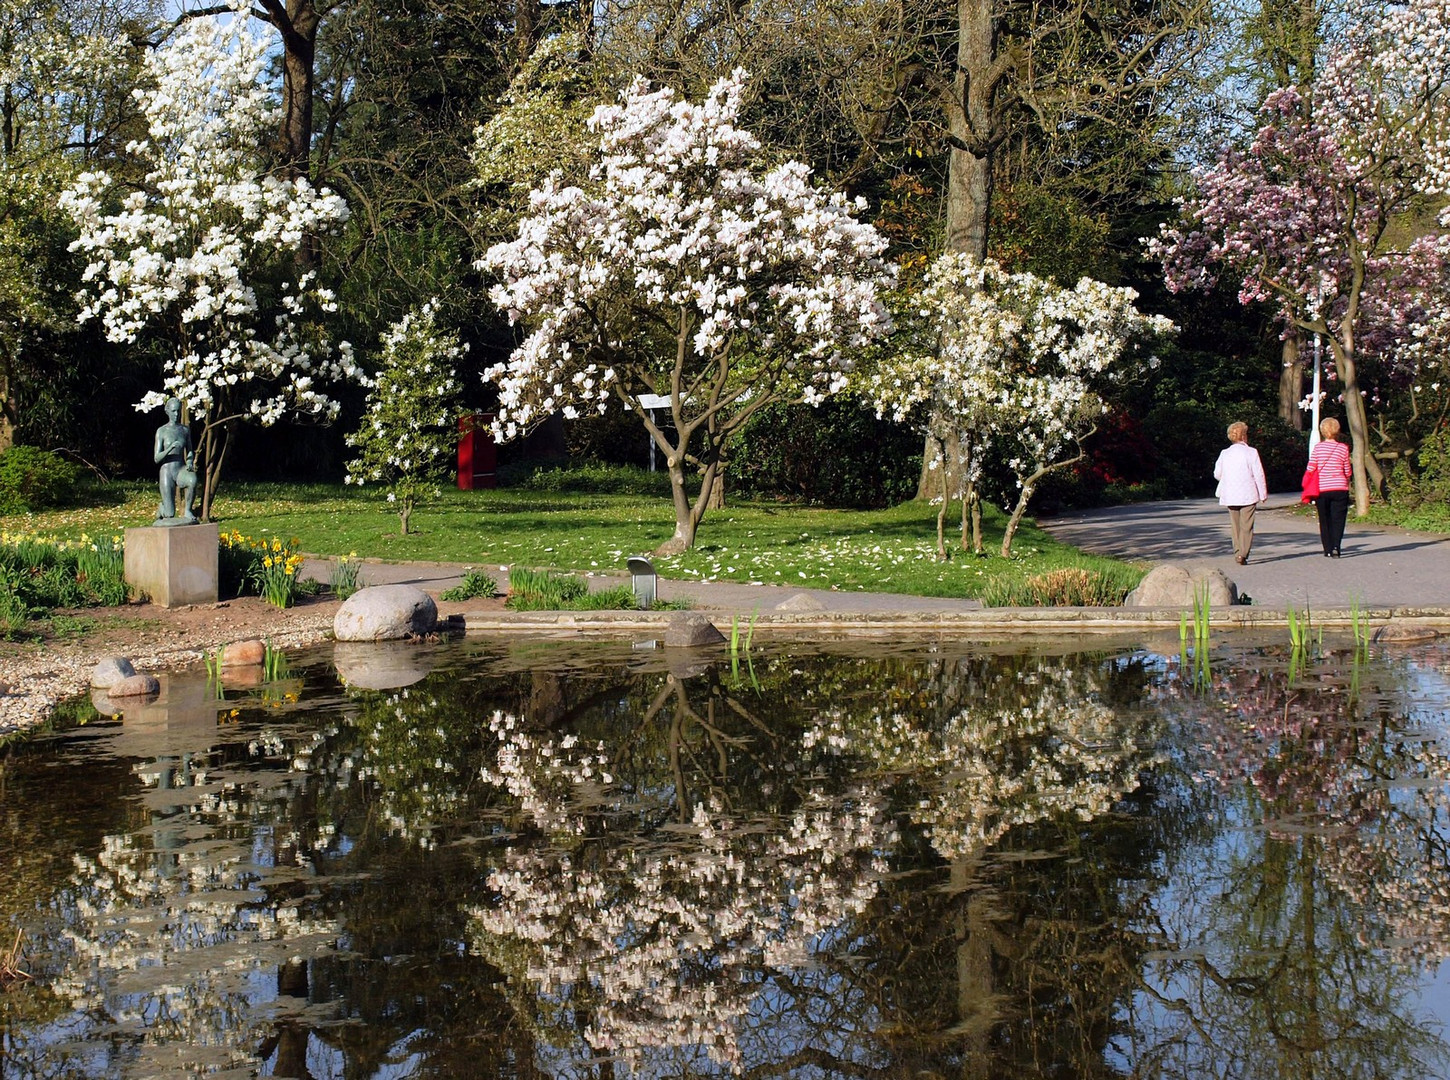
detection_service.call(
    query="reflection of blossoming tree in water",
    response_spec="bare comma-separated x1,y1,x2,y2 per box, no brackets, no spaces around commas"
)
1131,647,1450,1079
472,707,893,1073
469,655,1166,1074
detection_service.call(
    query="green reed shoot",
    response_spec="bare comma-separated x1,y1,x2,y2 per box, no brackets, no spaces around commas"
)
1349,594,1371,653
1192,582,1211,644
262,642,288,682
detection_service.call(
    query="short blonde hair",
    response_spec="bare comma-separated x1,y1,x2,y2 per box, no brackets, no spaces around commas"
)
1226,421,1248,443
1319,416,1341,440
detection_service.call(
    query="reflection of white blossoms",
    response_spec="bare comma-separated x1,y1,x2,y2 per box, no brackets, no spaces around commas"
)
808,661,1163,860
472,712,892,1073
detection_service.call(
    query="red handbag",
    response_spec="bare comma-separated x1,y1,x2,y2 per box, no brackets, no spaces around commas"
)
1301,465,1320,503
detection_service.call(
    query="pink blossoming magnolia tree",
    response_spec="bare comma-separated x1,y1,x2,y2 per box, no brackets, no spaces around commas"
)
1150,0,1450,516
480,71,894,555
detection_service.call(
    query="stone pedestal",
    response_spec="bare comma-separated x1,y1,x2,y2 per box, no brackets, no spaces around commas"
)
124,523,219,608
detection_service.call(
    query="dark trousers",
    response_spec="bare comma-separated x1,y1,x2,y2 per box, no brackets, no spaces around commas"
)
1316,489,1350,554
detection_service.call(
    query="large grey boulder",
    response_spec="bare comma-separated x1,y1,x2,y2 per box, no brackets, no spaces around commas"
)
1126,565,1238,608
91,656,137,688
664,612,727,647
333,585,438,642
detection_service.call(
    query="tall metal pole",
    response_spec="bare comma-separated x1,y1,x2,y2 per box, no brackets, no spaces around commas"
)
1309,332,1323,451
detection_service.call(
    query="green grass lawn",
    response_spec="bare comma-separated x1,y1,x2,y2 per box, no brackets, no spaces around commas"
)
2,478,1147,603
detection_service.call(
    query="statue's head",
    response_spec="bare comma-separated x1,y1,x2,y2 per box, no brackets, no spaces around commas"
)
165,397,181,421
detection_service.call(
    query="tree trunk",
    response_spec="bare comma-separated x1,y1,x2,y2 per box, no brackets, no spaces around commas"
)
260,0,321,181
0,366,14,452
1001,481,1036,557
1278,333,1304,430
937,461,950,560
199,422,230,523
1330,337,1384,516
917,0,999,499
515,0,541,68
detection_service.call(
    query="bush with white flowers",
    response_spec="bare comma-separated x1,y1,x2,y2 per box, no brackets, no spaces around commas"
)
56,10,357,519
866,254,1172,556
345,302,466,534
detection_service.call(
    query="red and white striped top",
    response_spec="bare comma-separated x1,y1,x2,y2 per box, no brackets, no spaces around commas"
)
1307,438,1352,492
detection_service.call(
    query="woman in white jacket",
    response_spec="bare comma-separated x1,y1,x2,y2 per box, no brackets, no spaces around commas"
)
1214,421,1269,565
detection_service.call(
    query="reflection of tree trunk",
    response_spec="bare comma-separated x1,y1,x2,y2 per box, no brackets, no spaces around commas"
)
952,854,1000,1077
270,959,313,1078
529,671,567,726
1279,334,1304,430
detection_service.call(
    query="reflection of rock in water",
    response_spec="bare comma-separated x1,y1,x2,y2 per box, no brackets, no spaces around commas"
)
89,673,224,759
333,641,440,690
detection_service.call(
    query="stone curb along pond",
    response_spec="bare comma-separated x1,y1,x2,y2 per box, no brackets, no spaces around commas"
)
4,627,1450,1077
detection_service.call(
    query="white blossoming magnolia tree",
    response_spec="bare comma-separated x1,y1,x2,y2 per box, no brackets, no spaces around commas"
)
57,12,357,521
866,254,1171,558
345,301,467,535
481,71,894,555
1150,0,1450,516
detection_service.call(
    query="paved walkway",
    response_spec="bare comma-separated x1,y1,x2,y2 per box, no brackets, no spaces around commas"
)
302,493,1450,623
1041,493,1450,611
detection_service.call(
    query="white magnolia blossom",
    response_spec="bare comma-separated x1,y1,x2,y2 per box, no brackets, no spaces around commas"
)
56,10,357,434
479,69,893,444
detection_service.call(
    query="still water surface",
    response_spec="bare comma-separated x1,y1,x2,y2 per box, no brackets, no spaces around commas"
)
1,637,1448,1078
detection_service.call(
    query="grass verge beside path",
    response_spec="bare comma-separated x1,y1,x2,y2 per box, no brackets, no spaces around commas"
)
3,481,1147,603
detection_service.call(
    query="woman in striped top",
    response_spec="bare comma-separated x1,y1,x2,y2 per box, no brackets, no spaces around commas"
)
1306,416,1353,557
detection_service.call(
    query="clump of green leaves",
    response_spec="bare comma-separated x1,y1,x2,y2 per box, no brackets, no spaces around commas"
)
0,532,128,637
440,569,499,601
345,301,467,535
506,567,643,611
0,447,82,514
330,553,362,600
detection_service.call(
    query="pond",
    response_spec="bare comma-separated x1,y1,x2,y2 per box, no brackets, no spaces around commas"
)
1,634,1449,1078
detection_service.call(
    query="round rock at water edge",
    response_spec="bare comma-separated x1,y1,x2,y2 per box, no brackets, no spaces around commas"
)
91,656,137,688
333,585,439,642
1125,565,1238,608
107,673,161,698
664,612,727,647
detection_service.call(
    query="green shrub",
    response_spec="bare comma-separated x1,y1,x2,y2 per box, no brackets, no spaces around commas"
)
0,534,128,625
506,567,591,610
0,446,82,513
505,567,649,611
440,569,499,601
519,463,675,497
725,396,921,508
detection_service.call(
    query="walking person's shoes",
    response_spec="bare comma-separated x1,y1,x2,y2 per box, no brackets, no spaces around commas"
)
1235,555,1247,565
